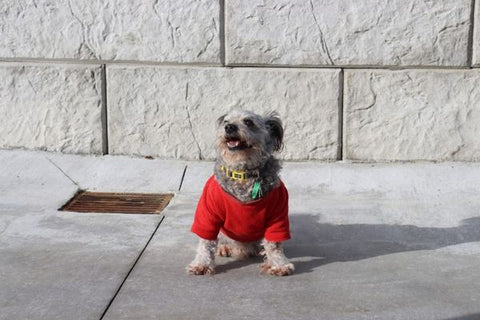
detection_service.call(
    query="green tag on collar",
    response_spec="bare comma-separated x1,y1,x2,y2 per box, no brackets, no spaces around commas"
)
251,181,261,199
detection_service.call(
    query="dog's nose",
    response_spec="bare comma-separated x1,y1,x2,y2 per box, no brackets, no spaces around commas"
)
225,124,238,134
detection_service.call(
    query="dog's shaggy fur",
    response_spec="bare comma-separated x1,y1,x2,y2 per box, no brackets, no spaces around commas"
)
187,110,294,276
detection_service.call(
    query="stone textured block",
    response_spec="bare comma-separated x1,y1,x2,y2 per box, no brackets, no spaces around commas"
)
474,0,480,66
226,0,471,67
0,63,103,154
0,0,220,63
107,66,340,160
344,70,480,161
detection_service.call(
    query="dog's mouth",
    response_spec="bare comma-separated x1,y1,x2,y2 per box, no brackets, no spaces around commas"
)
225,136,251,151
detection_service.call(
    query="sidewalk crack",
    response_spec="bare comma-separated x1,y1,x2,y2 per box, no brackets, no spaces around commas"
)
46,157,80,188
178,165,188,191
99,215,166,320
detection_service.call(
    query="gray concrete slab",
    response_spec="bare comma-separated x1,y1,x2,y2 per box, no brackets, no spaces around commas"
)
282,161,480,198
0,150,184,320
2,150,480,320
1,214,159,320
103,163,480,320
46,151,187,193
0,150,78,210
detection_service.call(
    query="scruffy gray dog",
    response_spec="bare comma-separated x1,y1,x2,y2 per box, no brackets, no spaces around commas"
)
187,109,294,276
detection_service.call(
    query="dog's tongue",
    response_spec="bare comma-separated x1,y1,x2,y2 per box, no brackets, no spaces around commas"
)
227,140,240,148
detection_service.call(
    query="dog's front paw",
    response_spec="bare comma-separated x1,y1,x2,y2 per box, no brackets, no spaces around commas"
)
187,264,215,275
260,262,294,276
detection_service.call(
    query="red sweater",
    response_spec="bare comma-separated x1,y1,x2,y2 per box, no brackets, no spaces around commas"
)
191,176,290,243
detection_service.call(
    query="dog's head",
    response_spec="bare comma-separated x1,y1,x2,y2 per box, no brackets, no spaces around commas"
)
216,110,283,167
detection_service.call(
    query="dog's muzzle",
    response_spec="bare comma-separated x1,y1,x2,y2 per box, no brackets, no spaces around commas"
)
224,124,251,151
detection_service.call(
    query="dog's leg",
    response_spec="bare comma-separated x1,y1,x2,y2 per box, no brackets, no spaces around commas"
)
216,233,233,257
260,240,294,276
187,238,217,275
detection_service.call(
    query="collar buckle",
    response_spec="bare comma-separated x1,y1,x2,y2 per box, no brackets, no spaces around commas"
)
221,166,249,181
231,171,246,180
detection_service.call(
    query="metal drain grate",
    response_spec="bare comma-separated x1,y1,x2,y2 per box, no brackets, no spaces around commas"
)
60,191,174,214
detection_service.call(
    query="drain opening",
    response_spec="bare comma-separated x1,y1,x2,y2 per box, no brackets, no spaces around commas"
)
60,191,174,214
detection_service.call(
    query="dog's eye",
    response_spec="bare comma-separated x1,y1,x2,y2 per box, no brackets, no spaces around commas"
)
243,119,254,127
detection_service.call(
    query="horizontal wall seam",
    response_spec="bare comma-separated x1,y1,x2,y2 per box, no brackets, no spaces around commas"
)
0,58,224,67
0,58,479,71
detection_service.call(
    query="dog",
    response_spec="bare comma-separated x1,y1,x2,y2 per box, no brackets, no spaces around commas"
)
187,109,294,276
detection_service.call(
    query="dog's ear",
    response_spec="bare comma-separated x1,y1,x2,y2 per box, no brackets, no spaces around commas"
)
216,114,226,127
264,112,284,152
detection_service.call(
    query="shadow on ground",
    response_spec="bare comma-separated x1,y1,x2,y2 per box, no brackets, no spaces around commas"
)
210,214,480,276
288,215,480,275
442,315,480,320
213,215,480,275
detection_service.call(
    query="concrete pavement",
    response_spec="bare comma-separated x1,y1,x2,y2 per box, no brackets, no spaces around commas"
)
1,149,480,320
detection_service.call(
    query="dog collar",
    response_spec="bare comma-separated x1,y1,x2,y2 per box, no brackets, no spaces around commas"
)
220,166,259,181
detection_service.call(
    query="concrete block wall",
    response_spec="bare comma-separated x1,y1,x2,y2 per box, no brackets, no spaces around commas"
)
1,0,479,162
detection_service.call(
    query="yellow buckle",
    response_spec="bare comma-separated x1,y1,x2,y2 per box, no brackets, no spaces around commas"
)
231,171,245,180
221,166,246,181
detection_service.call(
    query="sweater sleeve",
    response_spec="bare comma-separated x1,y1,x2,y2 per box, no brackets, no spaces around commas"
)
191,177,224,241
264,182,291,242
